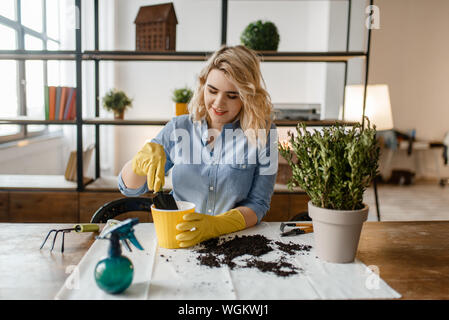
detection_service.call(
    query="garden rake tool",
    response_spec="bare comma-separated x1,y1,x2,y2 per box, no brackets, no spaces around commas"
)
40,224,99,253
280,222,313,237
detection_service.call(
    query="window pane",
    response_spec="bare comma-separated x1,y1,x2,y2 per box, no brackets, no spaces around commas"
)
47,60,75,86
47,40,59,50
0,125,20,137
0,0,16,21
28,124,46,133
21,0,43,32
46,0,60,40
25,34,44,50
49,125,62,133
47,60,61,85
25,61,44,118
0,25,16,50
0,60,18,117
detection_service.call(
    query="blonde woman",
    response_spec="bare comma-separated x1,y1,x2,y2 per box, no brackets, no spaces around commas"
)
119,45,278,248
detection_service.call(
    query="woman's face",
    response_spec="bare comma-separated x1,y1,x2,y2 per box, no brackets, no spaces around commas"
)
204,68,243,130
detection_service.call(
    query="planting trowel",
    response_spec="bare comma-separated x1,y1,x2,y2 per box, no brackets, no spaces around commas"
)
153,191,178,210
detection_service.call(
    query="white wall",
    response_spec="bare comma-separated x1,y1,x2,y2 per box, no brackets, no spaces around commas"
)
0,0,116,177
9,0,447,181
0,0,367,177
369,0,449,179
324,0,368,120
112,0,338,174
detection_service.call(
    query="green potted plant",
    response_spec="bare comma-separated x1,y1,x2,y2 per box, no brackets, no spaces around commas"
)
102,89,133,120
240,20,280,51
172,87,193,116
279,118,380,263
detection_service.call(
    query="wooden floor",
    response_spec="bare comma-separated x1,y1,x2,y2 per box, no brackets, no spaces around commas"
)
364,180,449,221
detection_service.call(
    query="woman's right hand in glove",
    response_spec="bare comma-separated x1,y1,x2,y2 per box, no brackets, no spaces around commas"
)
131,142,166,192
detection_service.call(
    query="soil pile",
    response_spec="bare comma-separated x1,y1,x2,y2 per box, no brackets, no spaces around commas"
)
275,241,312,255
194,235,312,277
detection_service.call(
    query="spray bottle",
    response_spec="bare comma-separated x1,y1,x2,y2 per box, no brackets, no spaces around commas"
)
94,218,144,294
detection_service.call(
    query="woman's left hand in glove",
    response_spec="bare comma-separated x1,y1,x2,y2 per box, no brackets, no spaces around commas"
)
175,209,246,248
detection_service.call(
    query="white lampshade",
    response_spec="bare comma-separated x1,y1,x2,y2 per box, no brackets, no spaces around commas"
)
343,84,394,131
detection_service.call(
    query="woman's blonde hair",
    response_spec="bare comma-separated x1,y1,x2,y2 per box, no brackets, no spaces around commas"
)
188,45,273,145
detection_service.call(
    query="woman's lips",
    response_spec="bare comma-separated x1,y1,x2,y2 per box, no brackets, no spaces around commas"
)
213,108,227,116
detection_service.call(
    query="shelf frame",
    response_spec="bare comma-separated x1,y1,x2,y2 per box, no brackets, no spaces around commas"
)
0,50,366,62
0,50,77,60
0,117,359,127
94,0,101,180
83,118,169,126
75,0,84,191
81,50,366,62
0,0,376,213
0,117,76,125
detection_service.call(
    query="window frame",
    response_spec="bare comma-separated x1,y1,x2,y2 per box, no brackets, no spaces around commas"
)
0,0,62,144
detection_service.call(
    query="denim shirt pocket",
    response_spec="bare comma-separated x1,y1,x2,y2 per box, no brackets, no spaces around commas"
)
226,163,257,198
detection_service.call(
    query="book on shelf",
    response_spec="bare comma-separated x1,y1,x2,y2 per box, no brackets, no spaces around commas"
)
45,86,77,120
59,87,68,120
54,86,61,120
48,86,56,120
44,86,49,120
68,88,77,120
63,88,75,120
64,144,95,182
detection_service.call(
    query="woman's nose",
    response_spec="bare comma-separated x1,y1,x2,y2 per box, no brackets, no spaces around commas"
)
212,93,226,108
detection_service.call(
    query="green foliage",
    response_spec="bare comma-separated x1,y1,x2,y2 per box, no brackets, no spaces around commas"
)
102,89,132,113
172,87,193,103
278,118,380,211
240,20,280,51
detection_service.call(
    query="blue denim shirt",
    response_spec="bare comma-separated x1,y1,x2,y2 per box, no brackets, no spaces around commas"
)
118,115,278,223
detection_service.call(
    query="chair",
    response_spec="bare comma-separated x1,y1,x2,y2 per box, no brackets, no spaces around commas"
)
289,211,312,221
439,132,449,187
90,197,153,223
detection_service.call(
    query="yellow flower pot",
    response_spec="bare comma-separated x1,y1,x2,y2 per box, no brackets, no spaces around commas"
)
114,111,124,120
175,103,189,116
151,201,196,249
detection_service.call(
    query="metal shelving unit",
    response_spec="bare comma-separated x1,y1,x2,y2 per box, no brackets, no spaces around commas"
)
85,0,370,192
0,50,76,60
81,50,366,62
0,0,375,215
0,117,77,125
0,117,358,127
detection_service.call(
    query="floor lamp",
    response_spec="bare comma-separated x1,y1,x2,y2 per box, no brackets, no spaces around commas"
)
343,84,394,221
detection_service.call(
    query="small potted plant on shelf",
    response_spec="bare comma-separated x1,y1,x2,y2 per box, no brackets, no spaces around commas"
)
240,20,280,51
279,118,380,263
102,89,133,120
172,87,193,116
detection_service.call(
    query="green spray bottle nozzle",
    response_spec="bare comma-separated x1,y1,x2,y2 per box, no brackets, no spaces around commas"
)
94,218,144,294
96,218,144,256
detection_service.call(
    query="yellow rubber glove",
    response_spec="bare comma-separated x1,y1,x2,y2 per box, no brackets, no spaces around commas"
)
131,142,166,192
175,209,246,248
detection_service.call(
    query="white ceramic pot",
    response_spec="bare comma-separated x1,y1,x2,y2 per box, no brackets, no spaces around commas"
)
308,201,368,263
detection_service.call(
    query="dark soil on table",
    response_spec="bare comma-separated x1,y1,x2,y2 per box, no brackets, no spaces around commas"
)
274,241,312,256
244,257,299,277
194,235,312,277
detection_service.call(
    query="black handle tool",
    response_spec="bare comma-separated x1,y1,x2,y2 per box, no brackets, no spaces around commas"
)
153,191,178,210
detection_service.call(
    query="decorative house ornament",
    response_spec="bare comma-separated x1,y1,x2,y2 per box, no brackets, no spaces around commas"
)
134,3,178,51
